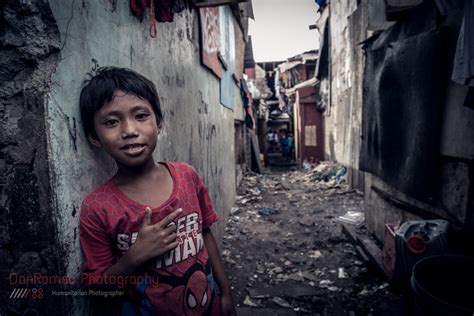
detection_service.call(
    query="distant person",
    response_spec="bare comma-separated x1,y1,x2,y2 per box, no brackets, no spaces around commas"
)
78,67,235,315
287,133,294,159
266,129,278,152
279,129,289,158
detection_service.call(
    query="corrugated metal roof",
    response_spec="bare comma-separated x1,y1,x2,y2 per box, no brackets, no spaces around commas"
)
278,50,319,73
278,61,303,73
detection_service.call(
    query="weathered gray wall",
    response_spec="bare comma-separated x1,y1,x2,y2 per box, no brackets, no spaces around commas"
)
323,0,365,191
324,0,356,166
0,1,69,315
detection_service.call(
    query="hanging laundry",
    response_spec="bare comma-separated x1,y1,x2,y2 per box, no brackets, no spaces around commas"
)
154,0,174,22
130,0,148,18
315,0,327,8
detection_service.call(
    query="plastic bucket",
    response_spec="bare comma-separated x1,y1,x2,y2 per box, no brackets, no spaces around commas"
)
411,255,474,316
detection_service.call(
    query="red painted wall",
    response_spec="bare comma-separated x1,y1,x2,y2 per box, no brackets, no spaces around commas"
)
297,86,324,164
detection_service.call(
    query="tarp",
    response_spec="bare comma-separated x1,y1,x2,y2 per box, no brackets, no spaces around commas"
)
360,29,444,203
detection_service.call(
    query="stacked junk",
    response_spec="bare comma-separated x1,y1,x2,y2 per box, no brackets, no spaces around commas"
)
382,220,474,315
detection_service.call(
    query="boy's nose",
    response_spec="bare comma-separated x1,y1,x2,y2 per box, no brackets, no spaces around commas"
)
121,119,139,138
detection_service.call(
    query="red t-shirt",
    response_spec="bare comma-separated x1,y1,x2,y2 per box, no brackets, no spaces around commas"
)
80,162,220,315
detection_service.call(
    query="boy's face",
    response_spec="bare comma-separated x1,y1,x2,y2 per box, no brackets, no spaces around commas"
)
89,90,159,168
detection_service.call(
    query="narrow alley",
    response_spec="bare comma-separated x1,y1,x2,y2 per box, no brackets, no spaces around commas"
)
223,166,405,315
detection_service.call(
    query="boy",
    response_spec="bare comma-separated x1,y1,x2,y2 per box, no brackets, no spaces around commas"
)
79,67,235,315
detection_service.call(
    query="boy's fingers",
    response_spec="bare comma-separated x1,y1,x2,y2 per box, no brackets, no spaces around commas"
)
167,240,179,251
163,225,177,236
164,232,177,244
156,208,182,228
143,207,152,226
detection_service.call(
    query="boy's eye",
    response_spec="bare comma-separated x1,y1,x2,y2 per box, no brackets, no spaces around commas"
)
136,113,150,120
104,119,119,126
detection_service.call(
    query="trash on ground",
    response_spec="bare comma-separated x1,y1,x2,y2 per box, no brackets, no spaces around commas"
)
259,207,277,216
308,250,323,258
247,288,270,299
223,166,405,313
230,207,240,215
272,296,292,308
319,280,333,287
338,267,348,278
243,295,260,307
336,211,365,225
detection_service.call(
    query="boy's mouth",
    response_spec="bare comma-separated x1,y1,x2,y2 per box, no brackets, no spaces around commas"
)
120,143,146,154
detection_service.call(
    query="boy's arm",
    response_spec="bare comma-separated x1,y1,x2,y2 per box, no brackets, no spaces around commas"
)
203,228,236,316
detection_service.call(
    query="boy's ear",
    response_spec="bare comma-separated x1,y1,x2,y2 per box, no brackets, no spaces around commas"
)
88,134,102,148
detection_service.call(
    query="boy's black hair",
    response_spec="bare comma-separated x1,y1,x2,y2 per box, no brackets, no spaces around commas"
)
79,66,163,138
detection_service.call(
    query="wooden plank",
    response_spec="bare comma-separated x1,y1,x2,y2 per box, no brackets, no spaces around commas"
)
355,245,370,262
341,223,388,278
371,185,462,228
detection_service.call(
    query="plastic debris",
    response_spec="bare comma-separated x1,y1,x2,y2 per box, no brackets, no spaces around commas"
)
259,207,277,216
336,211,365,226
230,207,240,215
308,250,323,258
358,289,369,296
287,271,305,282
243,295,259,307
272,296,292,308
338,267,348,278
335,166,347,184
319,280,333,287
249,187,261,196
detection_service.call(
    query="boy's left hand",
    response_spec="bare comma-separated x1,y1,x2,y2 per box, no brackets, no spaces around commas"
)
220,292,236,316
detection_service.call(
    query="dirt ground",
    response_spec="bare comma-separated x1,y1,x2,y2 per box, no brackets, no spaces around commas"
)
221,166,408,316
